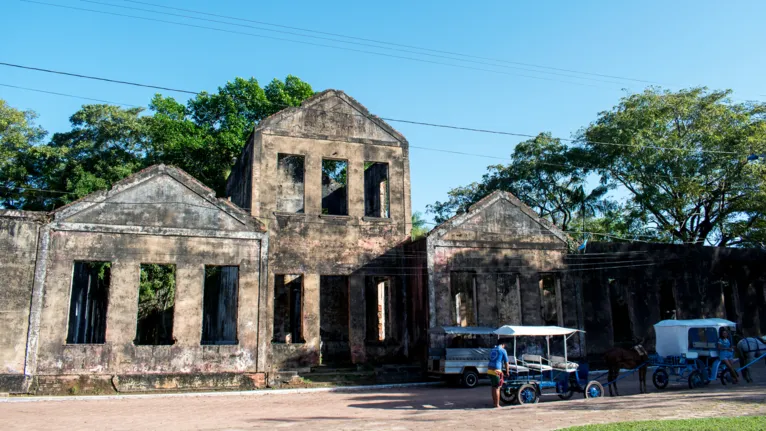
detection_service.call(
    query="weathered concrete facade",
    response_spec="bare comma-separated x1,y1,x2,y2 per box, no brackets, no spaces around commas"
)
407,191,584,358
0,210,47,392
0,165,268,393
574,242,766,357
226,90,412,370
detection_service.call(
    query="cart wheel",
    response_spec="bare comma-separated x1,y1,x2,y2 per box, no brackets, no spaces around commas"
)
516,384,539,405
584,381,604,399
688,370,705,389
461,369,479,388
500,387,516,405
558,390,575,400
720,368,734,386
653,368,670,389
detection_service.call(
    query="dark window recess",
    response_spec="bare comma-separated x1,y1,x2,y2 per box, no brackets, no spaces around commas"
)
276,154,305,213
609,279,633,345
202,266,239,345
67,261,111,344
364,162,390,218
321,159,348,215
135,264,176,345
451,272,476,327
659,279,677,319
273,274,304,343
366,277,390,342
539,274,558,326
319,275,351,365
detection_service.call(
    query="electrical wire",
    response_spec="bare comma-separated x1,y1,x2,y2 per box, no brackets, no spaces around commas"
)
122,0,664,85
77,0,638,88
0,70,744,156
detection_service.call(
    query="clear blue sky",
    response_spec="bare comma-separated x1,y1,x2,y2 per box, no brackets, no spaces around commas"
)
2,0,766,221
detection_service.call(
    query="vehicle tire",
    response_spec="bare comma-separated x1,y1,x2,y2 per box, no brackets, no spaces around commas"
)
584,381,604,399
558,390,575,400
500,386,516,405
653,368,670,389
516,384,539,405
462,369,479,388
688,370,705,389
720,367,734,386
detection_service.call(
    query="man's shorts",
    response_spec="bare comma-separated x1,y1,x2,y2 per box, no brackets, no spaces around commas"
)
488,369,504,388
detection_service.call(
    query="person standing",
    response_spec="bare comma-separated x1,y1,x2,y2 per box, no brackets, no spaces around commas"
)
488,341,510,408
717,328,739,384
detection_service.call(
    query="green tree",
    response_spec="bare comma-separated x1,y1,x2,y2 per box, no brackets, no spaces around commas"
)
411,211,429,240
43,104,149,207
0,100,48,209
579,87,766,246
427,132,614,232
148,76,314,194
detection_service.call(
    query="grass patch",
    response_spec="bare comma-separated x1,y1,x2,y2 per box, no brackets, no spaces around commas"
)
560,416,766,431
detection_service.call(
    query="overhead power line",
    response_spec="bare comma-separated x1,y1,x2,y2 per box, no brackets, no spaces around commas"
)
0,66,743,156
76,0,634,88
122,0,661,86
0,62,198,95
0,83,140,106
19,0,611,89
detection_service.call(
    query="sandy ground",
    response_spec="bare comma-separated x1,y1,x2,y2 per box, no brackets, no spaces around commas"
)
2,367,765,430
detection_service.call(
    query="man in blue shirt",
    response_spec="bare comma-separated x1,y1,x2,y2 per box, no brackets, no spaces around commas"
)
488,341,510,407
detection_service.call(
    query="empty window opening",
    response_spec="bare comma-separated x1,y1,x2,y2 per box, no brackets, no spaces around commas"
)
202,266,239,345
273,274,304,343
276,154,305,213
67,261,111,344
366,277,391,342
539,274,559,326
135,264,176,345
659,280,677,319
720,280,738,322
321,159,348,215
609,279,633,345
451,272,477,327
364,162,390,218
319,275,351,364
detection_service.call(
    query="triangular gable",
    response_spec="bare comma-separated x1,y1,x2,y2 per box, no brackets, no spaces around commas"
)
52,165,265,233
255,90,407,145
430,191,569,246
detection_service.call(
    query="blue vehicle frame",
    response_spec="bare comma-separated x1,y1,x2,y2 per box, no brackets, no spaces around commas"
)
492,325,604,405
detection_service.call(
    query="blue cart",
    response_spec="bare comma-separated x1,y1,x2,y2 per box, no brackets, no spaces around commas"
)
492,325,604,405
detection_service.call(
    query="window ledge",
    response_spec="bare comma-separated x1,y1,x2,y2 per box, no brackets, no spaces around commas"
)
273,212,306,218
362,216,393,223
318,214,350,221
271,341,307,345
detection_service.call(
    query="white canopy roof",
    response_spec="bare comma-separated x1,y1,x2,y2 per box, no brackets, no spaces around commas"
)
429,326,497,335
654,318,735,328
494,325,582,337
654,319,736,357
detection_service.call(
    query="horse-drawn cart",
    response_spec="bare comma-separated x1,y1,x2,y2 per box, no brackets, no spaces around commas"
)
493,325,604,405
651,318,737,389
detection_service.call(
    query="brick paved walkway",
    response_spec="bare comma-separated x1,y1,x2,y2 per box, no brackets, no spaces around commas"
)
2,369,765,430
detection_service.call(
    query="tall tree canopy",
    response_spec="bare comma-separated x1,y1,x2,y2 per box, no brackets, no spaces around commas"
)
0,75,314,210
579,87,766,246
0,100,48,208
427,132,613,233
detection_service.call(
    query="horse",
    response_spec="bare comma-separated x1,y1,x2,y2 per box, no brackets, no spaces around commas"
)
603,343,649,396
735,336,766,383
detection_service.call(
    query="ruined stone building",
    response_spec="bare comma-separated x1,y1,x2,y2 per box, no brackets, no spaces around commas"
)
405,191,585,358
226,90,412,370
3,89,765,394
573,242,766,357
1,165,267,393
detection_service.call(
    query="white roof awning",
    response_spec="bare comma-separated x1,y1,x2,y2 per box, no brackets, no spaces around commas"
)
494,325,582,337
429,326,497,335
654,318,736,328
